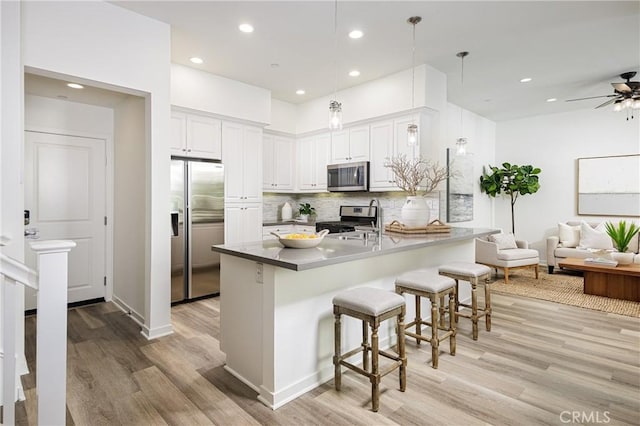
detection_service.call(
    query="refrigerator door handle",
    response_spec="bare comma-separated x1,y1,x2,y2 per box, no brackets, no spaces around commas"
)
171,212,179,237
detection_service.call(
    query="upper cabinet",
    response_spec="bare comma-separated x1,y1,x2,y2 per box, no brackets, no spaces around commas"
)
329,125,370,164
369,115,420,191
263,134,295,192
297,133,330,192
223,122,263,203
170,111,222,159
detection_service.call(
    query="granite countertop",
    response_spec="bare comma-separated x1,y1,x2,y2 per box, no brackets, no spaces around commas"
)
212,227,498,271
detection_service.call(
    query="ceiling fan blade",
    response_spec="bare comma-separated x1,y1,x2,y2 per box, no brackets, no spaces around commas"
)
565,94,617,102
595,98,618,109
612,82,632,93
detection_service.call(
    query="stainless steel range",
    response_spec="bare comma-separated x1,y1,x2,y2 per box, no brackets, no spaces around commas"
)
315,205,378,234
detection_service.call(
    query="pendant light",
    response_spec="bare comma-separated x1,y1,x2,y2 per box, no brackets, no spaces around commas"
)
407,16,421,146
455,51,469,156
328,0,343,130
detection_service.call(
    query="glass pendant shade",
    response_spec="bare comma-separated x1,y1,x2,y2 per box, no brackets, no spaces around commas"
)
407,123,418,146
455,137,468,156
329,100,343,130
613,101,623,112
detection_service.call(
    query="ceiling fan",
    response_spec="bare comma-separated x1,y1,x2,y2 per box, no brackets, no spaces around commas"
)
566,71,640,117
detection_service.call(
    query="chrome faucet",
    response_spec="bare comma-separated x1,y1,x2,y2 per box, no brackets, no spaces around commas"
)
368,198,383,239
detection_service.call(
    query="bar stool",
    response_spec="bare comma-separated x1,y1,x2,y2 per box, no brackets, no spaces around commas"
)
438,262,492,341
394,269,457,369
333,287,407,412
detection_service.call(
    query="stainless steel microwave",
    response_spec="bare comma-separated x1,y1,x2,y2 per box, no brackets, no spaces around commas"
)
327,161,369,192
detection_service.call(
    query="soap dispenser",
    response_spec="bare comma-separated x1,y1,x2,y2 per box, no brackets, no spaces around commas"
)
282,202,293,221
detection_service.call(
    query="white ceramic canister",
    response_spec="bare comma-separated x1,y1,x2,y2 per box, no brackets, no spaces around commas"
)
282,202,293,220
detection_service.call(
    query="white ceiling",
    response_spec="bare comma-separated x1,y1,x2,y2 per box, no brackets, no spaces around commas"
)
41,1,640,122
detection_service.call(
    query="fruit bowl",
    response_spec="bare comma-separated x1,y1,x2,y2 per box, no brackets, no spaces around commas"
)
271,229,329,249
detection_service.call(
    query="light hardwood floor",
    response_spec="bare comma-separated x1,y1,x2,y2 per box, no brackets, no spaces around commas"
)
15,292,640,425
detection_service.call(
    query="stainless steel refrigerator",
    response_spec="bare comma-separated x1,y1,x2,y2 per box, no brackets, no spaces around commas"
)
170,157,224,303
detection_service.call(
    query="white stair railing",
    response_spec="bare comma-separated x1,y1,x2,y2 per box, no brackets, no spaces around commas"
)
1,240,75,426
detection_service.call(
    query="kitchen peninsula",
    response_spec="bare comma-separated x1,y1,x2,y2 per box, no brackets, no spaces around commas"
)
211,227,497,409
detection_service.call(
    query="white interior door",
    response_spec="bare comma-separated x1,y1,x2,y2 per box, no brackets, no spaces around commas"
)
24,131,106,306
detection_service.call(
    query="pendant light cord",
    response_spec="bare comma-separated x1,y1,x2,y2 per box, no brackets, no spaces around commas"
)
411,21,416,111
333,0,338,100
457,51,469,135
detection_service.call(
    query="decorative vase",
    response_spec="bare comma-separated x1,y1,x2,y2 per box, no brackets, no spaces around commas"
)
401,196,430,227
612,252,634,266
299,214,309,223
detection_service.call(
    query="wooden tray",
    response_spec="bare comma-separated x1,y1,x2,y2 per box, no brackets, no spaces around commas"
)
384,219,451,234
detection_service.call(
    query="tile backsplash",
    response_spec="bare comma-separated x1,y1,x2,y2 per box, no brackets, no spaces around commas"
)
263,191,442,224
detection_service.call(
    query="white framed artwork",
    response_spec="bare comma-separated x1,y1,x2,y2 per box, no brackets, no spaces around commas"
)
577,154,640,216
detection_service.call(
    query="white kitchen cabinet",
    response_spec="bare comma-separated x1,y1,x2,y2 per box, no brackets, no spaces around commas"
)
369,115,420,191
170,111,222,159
297,133,330,192
263,134,295,192
223,122,263,203
329,125,370,164
225,204,263,244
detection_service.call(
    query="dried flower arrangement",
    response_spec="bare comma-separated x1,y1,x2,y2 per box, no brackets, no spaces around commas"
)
385,155,449,196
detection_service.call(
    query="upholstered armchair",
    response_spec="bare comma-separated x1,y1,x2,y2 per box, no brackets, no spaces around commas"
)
475,234,540,284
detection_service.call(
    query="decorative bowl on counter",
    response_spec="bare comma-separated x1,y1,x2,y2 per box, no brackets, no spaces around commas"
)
271,229,329,249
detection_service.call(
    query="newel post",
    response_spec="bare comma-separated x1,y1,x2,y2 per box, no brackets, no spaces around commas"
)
29,240,76,426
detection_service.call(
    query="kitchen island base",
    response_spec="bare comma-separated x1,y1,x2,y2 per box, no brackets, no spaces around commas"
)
217,233,491,409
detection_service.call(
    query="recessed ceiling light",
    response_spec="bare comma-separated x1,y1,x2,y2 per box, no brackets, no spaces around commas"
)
520,77,532,83
349,30,363,39
190,57,203,64
239,23,254,33
546,98,557,102
349,70,360,77
67,83,84,89
296,89,305,95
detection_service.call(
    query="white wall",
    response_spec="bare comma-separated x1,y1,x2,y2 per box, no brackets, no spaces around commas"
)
1,0,25,405
113,96,146,321
22,1,172,338
266,99,297,134
171,63,271,125
495,107,640,257
296,64,442,134
25,95,114,135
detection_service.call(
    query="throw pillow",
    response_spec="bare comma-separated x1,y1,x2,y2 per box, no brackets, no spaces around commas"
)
579,221,613,250
489,233,518,250
558,222,580,248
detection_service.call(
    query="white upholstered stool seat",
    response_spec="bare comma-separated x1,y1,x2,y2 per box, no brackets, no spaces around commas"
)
395,269,456,293
332,287,407,412
333,287,405,316
438,262,492,341
395,269,457,369
438,261,492,278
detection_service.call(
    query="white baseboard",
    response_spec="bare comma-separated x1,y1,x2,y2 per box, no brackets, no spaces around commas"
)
141,324,174,340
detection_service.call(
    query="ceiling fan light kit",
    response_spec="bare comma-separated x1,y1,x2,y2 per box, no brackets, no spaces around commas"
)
566,71,640,120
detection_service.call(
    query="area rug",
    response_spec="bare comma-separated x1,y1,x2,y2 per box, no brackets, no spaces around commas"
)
487,269,640,318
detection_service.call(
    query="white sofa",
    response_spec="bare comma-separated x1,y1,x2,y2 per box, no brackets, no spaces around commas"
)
546,220,640,274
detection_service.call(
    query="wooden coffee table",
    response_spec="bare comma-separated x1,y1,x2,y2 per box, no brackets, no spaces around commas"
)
558,258,640,302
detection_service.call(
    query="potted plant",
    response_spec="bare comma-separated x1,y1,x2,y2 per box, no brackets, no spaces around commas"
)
298,203,316,222
385,155,448,227
605,221,639,265
479,163,541,234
